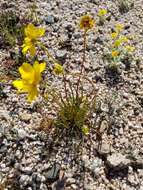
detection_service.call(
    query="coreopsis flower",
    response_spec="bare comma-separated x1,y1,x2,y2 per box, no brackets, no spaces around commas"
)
98,9,107,16
13,61,46,102
113,39,122,47
120,36,128,43
22,37,36,56
125,45,135,52
82,125,89,135
22,24,45,56
53,63,64,75
111,32,118,39
111,50,119,58
113,36,128,47
79,15,95,31
115,23,124,32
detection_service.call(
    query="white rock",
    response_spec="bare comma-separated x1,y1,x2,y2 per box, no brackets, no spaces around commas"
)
17,128,27,139
20,113,31,122
107,153,130,168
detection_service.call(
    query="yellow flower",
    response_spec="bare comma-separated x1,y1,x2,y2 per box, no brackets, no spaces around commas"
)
22,24,45,56
125,45,135,52
24,23,45,40
113,39,122,47
98,9,107,16
53,63,64,75
79,15,95,31
82,125,89,135
111,50,119,58
113,36,128,47
120,36,128,43
111,32,118,39
115,23,124,32
13,61,46,102
22,37,36,56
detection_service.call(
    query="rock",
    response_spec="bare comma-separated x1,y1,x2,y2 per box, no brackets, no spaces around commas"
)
98,141,111,155
95,37,103,44
20,113,31,122
82,155,103,177
81,155,90,168
138,169,143,177
17,128,27,139
45,15,55,24
128,174,138,186
90,158,103,177
119,128,124,135
19,175,32,186
71,184,78,190
63,22,74,32
32,173,46,182
131,156,143,167
0,109,10,121
107,153,130,169
66,178,76,185
56,50,67,62
45,163,61,183
20,166,33,175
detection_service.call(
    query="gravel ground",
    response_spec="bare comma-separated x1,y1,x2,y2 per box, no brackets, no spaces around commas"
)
0,0,143,190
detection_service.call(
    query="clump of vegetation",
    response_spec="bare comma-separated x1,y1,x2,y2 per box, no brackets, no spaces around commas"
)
97,9,108,25
103,23,135,72
0,10,24,48
12,15,96,136
118,0,134,13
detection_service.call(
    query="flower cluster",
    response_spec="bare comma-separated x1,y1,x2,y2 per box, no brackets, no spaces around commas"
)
13,61,46,102
22,24,45,56
110,23,135,60
79,15,95,32
13,23,64,102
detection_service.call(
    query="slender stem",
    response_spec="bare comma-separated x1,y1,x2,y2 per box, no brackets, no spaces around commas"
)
38,42,69,104
76,30,87,99
81,30,87,74
38,42,59,64
62,73,68,102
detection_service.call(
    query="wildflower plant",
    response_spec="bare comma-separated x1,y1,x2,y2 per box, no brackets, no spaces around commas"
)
13,61,46,102
0,10,24,48
97,9,108,25
118,0,134,13
22,23,45,56
104,23,135,71
13,14,96,136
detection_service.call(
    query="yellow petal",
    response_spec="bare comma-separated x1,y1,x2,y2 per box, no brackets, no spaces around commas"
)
13,80,23,91
53,63,64,75
111,32,118,39
24,37,32,44
19,63,34,83
33,61,41,83
98,9,107,16
125,45,135,52
25,23,45,40
111,50,119,57
27,87,38,102
113,39,121,47
37,28,45,37
115,23,124,32
25,24,36,38
22,45,29,55
29,45,36,56
120,36,128,43
39,62,46,72
79,15,95,31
